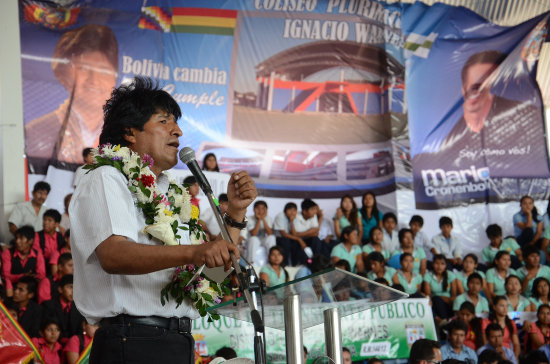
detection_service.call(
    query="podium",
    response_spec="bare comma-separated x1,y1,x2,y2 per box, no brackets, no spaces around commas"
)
208,268,408,364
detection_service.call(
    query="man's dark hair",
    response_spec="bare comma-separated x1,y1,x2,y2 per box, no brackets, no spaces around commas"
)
486,224,502,239
478,349,501,364
215,346,237,359
218,193,228,203
44,209,62,223
15,225,35,241
374,277,389,286
58,253,73,267
100,77,182,147
58,274,74,288
343,347,351,354
284,202,297,212
301,198,317,211
18,276,38,297
410,215,424,226
485,323,503,336
33,181,51,193
52,24,118,89
461,50,506,85
439,216,453,227
446,319,468,335
408,339,441,364
82,148,94,159
254,200,267,209
442,360,464,364
382,212,397,223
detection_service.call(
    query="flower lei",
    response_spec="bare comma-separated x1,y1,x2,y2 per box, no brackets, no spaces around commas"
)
85,144,229,321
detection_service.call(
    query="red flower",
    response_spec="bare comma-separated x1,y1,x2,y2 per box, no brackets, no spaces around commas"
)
138,174,155,187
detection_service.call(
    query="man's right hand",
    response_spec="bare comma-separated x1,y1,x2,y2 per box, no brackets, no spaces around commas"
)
193,238,240,271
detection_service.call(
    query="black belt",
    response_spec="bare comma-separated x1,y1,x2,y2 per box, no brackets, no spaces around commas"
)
100,315,192,333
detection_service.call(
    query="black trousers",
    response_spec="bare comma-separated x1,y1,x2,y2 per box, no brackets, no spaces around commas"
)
90,320,195,364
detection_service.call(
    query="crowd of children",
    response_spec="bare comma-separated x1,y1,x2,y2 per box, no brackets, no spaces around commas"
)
4,176,550,363
224,192,550,362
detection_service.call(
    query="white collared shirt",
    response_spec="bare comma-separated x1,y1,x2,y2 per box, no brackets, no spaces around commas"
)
70,166,196,324
8,200,47,233
429,233,462,259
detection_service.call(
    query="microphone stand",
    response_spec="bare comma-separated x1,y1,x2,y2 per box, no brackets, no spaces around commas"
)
203,191,267,364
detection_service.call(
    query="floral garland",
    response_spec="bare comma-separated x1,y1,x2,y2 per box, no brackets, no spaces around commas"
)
85,144,229,321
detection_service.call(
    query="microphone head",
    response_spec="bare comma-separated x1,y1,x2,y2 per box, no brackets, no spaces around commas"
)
179,147,196,165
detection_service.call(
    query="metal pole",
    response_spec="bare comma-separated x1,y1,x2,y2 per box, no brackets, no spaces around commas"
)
284,294,303,364
324,308,343,364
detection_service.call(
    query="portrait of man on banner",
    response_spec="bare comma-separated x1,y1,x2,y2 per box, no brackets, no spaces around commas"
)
433,49,548,177
409,15,550,209
25,24,118,174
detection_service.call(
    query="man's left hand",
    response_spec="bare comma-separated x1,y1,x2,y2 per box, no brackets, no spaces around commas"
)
226,171,257,221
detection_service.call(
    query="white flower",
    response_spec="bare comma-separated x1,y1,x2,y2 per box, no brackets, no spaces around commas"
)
178,193,192,223
143,222,177,246
195,279,210,293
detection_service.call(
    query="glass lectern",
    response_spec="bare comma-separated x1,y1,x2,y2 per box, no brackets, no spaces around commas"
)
208,268,408,364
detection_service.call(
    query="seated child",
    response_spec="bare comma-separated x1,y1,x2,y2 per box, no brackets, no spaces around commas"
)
477,324,518,364
409,215,431,261
241,200,276,265
259,246,289,287
63,319,98,364
12,276,42,337
485,251,517,302
32,316,63,364
362,226,390,261
34,209,65,276
200,193,228,241
381,212,399,252
455,301,484,351
524,304,550,352
482,224,522,269
2,225,46,296
422,254,457,322
38,253,73,304
428,217,462,268
183,176,200,207
456,253,486,295
517,244,550,297
453,273,489,314
392,252,422,295
390,228,426,275
530,277,550,309
331,226,363,273
504,275,535,312
366,252,396,283
273,202,310,266
482,296,520,359
42,275,85,341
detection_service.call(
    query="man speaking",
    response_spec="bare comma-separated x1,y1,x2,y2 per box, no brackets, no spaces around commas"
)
70,77,256,363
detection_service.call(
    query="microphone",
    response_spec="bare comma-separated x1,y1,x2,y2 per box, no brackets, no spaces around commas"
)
179,147,236,284
179,147,213,194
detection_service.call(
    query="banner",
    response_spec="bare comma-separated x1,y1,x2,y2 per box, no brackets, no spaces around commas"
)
193,298,436,363
406,3,550,209
0,301,41,364
20,0,406,199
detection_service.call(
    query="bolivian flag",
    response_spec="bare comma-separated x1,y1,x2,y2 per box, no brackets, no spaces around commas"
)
171,7,238,35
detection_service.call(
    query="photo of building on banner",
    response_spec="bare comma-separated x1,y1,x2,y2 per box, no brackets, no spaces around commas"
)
408,9,550,209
